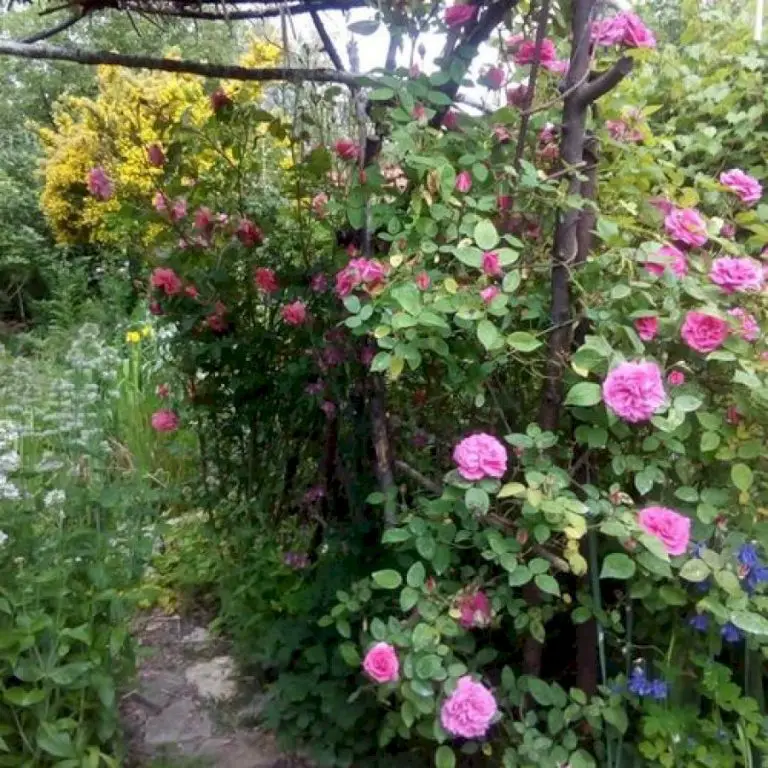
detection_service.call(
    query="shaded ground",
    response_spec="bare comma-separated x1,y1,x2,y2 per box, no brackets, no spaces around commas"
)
121,610,308,768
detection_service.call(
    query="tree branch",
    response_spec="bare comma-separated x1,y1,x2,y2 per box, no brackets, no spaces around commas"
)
578,55,632,106
309,9,345,71
0,41,359,86
22,12,83,43
394,460,442,495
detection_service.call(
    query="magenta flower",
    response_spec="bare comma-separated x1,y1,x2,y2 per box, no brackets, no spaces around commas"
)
444,3,477,27
282,300,308,326
497,194,512,211
719,169,762,206
335,258,387,297
457,590,492,629
645,244,688,278
210,87,232,112
440,676,498,739
506,84,529,108
334,138,360,161
481,66,505,90
513,38,558,67
443,110,460,130
728,308,760,341
416,271,431,290
146,144,165,168
622,13,656,48
591,15,627,45
634,316,659,341
638,506,691,556
362,642,399,683
150,267,182,296
151,409,179,433
480,286,500,304
453,433,507,481
667,371,685,387
482,251,502,277
664,208,708,248
311,273,328,292
720,222,736,238
709,257,764,294
681,311,729,353
236,218,263,247
86,167,113,200
254,267,279,293
602,360,666,423
456,171,473,194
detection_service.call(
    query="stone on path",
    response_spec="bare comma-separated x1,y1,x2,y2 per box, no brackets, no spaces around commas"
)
185,655,237,701
144,698,213,749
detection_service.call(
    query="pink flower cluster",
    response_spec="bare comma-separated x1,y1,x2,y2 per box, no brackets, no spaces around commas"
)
602,360,665,423
482,251,502,277
362,642,399,683
664,208,708,248
709,257,764,294
444,3,477,27
719,169,762,206
440,676,497,739
509,37,567,74
334,138,360,161
728,308,760,342
681,311,729,353
151,409,179,433
254,267,279,293
453,433,507,481
634,316,659,341
335,258,387,297
645,244,688,278
282,300,308,326
87,167,113,200
591,12,656,48
456,171,472,193
151,267,182,296
480,66,505,90
638,506,691,556
457,590,492,629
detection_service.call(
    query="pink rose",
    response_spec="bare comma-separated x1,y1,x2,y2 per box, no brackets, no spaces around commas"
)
728,308,760,342
194,206,214,234
638,506,691,556
311,192,329,218
482,251,502,277
457,590,492,629
681,311,729,353
236,218,263,247
362,642,399,683
206,301,228,333
591,15,626,45
86,167,113,200
481,66,505,90
254,268,278,294
282,300,308,326
634,316,659,341
444,3,477,27
645,244,688,278
514,38,557,66
416,271,431,290
210,87,232,113
443,110,459,130
311,273,328,292
493,125,512,143
709,257,764,294
664,208,708,248
667,371,685,387
335,267,358,298
453,433,507,481
334,139,360,161
622,13,656,48
456,171,472,193
440,676,498,739
480,286,500,304
151,409,179,433
719,169,762,205
151,267,182,296
146,144,165,168
602,360,666,423
649,197,674,216
170,198,187,222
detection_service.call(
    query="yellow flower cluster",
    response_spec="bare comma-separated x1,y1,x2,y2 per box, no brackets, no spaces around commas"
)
125,326,153,344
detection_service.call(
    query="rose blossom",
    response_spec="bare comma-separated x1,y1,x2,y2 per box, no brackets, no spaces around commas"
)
236,218,263,247
591,15,626,45
457,590,492,629
149,301,163,316
497,194,512,211
146,144,165,167
709,257,764,294
481,66,505,90
416,271,431,290
726,406,741,425
645,244,688,278
282,300,308,326
151,267,182,296
151,409,179,433
480,286,500,304
206,301,228,333
453,433,507,481
514,38,557,66
634,316,659,341
443,109,459,130
254,267,279,293
638,506,691,556
720,222,736,238
667,371,685,387
649,197,674,216
335,258,387,297
334,138,360,161
664,208,708,248
456,171,472,193
506,83,529,108
719,169,762,206
362,642,399,683
444,3,477,27
622,13,656,48
87,167,113,200
681,311,729,353
440,676,498,739
482,251,502,277
728,308,760,342
602,360,666,423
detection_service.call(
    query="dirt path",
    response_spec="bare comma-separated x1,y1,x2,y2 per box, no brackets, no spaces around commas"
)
121,610,307,768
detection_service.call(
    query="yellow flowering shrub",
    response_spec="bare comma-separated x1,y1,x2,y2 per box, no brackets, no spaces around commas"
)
38,39,282,245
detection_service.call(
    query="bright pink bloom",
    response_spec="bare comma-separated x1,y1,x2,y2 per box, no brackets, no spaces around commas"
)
456,171,472,194
709,257,764,294
453,433,507,481
506,84,529,108
282,300,308,326
649,197,674,216
443,110,459,130
87,167,113,200
591,15,626,45
480,286,500,304
236,218,263,247
457,591,492,629
311,273,328,292
440,676,497,739
514,38,557,66
719,169,762,205
210,87,232,113
170,198,187,222
254,267,279,293
681,311,729,353
334,139,360,161
622,13,656,48
194,206,214,233
362,642,399,683
146,144,165,167
335,258,387,297
151,409,179,433
606,120,642,143
602,360,666,423
482,251,502,277
667,371,685,387
638,506,691,556
481,66,505,90
151,267,182,296
156,384,170,398
728,308,760,341
311,192,329,218
634,316,659,341
664,208,708,248
444,3,477,27
545,59,569,75
416,271,431,290
645,244,687,278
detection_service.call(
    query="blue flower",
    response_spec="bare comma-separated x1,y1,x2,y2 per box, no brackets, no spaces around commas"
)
628,667,652,696
721,622,744,644
694,578,711,594
689,614,709,632
744,565,768,594
691,541,707,558
738,543,761,569
648,679,669,701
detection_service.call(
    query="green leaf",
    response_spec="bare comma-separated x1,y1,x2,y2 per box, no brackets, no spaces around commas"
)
565,382,601,408
392,284,421,316
477,319,501,351
600,553,636,580
673,394,703,413
731,463,753,492
400,587,419,612
679,559,710,583
714,569,742,596
527,677,552,706
36,724,75,759
603,705,628,734
382,528,411,544
535,573,561,596
474,219,500,250
507,331,542,352
498,482,526,498
508,565,532,586
731,610,768,636
339,642,361,667
435,745,456,768
369,87,395,101
407,561,426,589
372,570,403,589
465,487,490,514
3,687,45,707
370,352,392,373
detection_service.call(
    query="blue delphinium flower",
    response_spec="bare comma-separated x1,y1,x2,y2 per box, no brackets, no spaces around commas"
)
689,613,709,632
721,622,744,644
628,667,652,696
738,543,761,568
648,679,669,701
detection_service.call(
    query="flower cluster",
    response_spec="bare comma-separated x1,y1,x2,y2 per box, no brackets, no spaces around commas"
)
591,12,656,48
335,258,387,297
627,667,668,700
